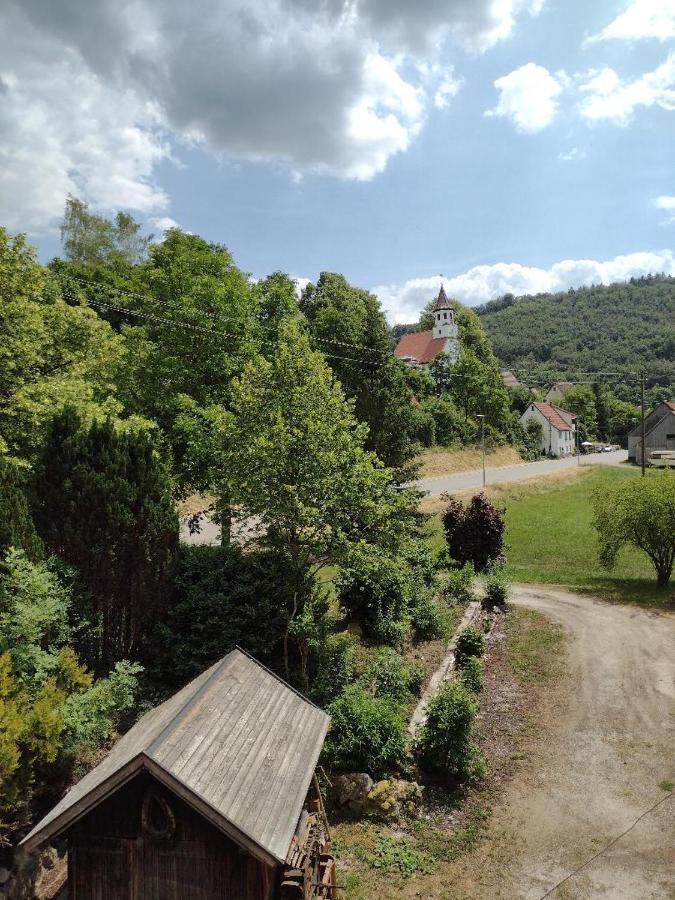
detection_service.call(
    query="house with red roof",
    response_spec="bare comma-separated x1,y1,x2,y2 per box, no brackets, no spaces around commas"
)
394,286,459,368
519,401,577,457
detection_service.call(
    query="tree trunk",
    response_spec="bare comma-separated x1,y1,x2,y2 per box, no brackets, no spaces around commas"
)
216,494,232,546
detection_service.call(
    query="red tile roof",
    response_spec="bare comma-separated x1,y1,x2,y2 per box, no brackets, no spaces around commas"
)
394,330,448,364
532,402,575,432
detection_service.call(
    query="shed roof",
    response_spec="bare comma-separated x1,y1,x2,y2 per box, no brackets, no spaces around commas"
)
394,329,448,364
21,649,330,865
627,400,675,438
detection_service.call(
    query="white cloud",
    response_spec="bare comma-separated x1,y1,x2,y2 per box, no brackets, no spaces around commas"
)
654,194,675,222
1,0,544,233
587,0,675,43
433,68,463,109
485,63,565,132
373,250,675,322
578,53,675,123
558,146,585,161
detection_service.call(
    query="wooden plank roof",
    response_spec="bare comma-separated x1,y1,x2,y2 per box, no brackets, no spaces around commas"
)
21,649,330,865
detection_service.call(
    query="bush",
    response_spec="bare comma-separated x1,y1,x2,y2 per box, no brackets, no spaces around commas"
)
442,493,505,572
459,656,484,693
484,569,510,609
337,546,411,646
455,626,485,666
146,544,288,693
409,590,445,640
367,648,424,701
311,632,357,706
323,685,408,777
439,563,476,604
415,680,481,779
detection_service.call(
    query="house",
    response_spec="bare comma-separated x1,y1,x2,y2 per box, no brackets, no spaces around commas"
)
627,400,675,465
545,382,574,404
21,648,334,900
519,402,577,457
394,285,459,368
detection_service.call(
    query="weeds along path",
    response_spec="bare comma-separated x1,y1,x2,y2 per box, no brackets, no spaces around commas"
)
498,585,675,899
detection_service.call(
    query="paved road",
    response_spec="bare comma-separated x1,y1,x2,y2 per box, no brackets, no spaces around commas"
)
494,585,674,899
181,450,630,545
414,449,628,497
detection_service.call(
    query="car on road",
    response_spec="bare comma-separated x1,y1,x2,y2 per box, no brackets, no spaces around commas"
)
647,450,675,468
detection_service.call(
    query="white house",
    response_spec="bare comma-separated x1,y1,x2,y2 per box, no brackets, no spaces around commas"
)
394,286,460,368
519,402,577,458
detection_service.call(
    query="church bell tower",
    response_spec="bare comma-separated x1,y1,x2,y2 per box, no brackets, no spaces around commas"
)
431,284,459,362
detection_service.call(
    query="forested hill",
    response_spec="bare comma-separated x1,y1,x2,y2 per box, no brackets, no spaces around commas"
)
475,275,675,385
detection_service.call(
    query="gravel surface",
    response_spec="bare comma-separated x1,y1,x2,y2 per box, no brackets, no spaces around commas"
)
495,585,675,899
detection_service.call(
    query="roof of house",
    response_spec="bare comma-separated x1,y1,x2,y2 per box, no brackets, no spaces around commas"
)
21,649,330,865
627,400,675,438
394,329,448,364
545,382,574,396
530,402,576,432
432,284,452,312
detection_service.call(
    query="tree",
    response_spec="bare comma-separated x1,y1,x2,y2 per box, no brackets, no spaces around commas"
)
223,320,416,680
445,350,511,432
0,549,140,845
592,472,675,587
300,273,419,471
0,228,124,461
606,396,638,445
60,195,152,265
31,408,178,669
563,385,598,441
442,493,505,572
0,457,42,560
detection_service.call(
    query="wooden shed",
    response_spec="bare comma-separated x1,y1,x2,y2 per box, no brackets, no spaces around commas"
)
21,649,335,899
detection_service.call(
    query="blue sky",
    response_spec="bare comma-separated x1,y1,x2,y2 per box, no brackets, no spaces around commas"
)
1,0,674,321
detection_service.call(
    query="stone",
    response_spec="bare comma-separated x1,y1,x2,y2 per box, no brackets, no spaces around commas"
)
332,773,374,805
363,779,423,819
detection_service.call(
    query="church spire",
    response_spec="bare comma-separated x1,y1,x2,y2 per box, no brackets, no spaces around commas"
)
433,283,451,312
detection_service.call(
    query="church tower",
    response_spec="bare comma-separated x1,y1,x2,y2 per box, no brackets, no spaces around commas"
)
432,285,459,362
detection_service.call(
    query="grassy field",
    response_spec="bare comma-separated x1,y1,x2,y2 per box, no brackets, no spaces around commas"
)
424,466,674,608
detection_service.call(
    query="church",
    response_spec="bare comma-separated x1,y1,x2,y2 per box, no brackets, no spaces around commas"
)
394,285,459,368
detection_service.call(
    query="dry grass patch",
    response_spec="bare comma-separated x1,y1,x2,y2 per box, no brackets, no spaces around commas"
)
176,493,215,518
415,445,522,479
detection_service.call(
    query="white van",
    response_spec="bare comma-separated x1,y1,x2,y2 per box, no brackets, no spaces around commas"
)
647,450,675,468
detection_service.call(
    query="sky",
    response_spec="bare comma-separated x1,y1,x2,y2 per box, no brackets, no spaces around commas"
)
1,0,674,323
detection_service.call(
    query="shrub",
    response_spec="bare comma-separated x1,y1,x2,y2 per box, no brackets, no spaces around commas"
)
439,563,476,605
337,546,411,646
459,656,484,693
484,569,510,609
323,685,408,777
442,493,505,572
367,649,424,701
409,590,445,640
311,632,357,706
455,626,485,666
146,544,288,693
415,680,481,779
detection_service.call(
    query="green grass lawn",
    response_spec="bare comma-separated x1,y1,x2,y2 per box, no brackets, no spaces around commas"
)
426,467,674,608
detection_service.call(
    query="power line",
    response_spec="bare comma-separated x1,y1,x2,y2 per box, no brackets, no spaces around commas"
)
55,271,391,358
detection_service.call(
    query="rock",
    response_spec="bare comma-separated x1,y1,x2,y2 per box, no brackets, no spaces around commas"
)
41,848,59,871
333,773,374,805
363,779,423,819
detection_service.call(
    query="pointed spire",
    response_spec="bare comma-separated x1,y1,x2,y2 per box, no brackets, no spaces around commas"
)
433,283,451,311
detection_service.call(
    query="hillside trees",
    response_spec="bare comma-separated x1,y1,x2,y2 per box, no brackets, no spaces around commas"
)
300,273,420,470
31,408,178,669
223,320,417,681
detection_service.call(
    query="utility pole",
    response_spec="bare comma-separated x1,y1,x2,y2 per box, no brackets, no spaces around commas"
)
640,372,646,476
477,414,486,487
576,417,580,466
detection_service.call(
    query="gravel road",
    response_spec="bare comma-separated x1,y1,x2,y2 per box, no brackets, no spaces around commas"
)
496,585,675,899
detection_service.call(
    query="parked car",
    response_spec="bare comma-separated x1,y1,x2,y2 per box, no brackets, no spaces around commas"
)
647,450,675,468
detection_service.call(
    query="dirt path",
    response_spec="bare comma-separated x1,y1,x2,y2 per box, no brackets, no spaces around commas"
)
491,585,675,899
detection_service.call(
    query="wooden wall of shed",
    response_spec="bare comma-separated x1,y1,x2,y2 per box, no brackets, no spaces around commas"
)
67,772,277,900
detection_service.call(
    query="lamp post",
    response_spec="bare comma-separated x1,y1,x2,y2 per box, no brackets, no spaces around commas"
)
477,414,486,488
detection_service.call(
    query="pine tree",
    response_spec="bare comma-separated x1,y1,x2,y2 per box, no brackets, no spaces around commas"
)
32,408,178,669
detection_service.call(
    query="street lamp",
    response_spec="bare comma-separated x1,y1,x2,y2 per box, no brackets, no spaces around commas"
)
476,414,486,488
